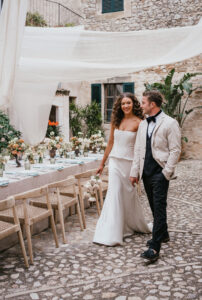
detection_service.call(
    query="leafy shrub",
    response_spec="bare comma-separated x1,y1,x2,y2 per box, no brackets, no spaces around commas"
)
69,102,104,137
82,102,103,137
69,102,83,137
0,110,21,153
46,121,61,138
26,12,47,27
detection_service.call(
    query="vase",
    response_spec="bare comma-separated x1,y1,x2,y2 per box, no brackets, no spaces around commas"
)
92,147,97,154
14,154,21,168
38,156,43,164
74,148,80,157
24,160,31,170
0,163,3,177
49,149,56,158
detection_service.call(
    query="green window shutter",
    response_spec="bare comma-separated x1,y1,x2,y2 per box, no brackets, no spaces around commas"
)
91,84,102,105
102,0,124,13
102,0,111,13
113,0,124,12
123,82,135,94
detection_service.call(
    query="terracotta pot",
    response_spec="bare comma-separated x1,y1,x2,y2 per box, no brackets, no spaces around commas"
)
49,149,56,158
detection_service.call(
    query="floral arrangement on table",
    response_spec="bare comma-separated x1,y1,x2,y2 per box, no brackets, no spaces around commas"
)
24,146,35,164
83,175,102,202
89,131,105,153
70,136,82,150
44,132,63,158
7,138,27,167
59,141,72,157
81,138,91,153
36,144,46,162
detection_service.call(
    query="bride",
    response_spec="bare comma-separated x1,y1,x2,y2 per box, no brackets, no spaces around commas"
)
93,93,151,246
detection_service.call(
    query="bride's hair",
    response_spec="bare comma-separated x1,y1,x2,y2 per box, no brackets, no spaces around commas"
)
111,93,144,128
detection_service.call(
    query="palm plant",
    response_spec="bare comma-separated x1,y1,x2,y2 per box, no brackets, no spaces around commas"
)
144,69,202,141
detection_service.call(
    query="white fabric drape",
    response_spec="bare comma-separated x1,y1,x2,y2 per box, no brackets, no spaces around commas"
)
0,0,27,110
0,0,202,144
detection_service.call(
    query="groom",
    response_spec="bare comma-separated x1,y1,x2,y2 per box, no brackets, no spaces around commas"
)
130,90,181,261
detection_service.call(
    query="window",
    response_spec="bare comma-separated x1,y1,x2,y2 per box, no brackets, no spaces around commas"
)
102,0,124,14
104,82,134,123
49,105,57,122
91,84,102,105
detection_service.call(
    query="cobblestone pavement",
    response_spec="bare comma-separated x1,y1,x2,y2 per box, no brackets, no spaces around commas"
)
0,160,201,300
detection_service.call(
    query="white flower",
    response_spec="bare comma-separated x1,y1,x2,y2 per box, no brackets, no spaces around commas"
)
1,137,5,142
50,131,55,136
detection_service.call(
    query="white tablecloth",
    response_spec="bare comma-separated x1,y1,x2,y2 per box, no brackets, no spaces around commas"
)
0,154,103,200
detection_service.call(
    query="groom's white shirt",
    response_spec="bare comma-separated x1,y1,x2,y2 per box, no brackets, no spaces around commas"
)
130,111,181,180
147,111,162,137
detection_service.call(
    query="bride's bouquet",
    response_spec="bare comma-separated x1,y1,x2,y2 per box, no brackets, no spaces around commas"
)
83,175,102,202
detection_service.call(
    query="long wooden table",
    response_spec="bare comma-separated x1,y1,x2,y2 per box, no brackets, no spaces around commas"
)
0,158,102,200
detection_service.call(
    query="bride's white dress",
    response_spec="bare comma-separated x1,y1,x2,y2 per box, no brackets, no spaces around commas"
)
93,129,151,246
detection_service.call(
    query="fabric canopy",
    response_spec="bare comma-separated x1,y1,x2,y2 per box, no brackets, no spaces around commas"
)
0,0,27,110
0,0,202,144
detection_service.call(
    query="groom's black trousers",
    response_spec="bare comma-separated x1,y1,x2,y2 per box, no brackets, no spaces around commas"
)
142,172,169,253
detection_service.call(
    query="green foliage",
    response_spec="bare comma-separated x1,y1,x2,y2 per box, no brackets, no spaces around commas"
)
69,102,83,137
26,12,47,27
64,23,75,27
82,102,103,137
144,69,202,128
69,101,103,137
46,124,61,138
0,110,21,153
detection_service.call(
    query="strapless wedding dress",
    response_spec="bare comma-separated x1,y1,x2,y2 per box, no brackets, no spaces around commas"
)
93,129,151,246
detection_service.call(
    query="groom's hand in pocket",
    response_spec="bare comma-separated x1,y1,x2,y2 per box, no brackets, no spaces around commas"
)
130,176,139,187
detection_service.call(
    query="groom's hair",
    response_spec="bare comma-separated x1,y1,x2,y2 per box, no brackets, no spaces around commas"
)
143,90,163,107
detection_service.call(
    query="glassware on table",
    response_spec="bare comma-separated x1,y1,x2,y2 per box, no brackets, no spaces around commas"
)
24,160,31,170
84,151,88,157
70,152,75,159
50,158,56,164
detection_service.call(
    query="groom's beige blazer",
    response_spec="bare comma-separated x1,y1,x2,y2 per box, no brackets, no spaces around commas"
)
130,111,181,180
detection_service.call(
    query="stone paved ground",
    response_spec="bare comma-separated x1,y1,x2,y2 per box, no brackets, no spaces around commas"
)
0,160,202,300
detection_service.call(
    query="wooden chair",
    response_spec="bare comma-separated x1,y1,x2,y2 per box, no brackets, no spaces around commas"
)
30,176,84,244
0,197,29,268
0,186,59,264
75,169,103,228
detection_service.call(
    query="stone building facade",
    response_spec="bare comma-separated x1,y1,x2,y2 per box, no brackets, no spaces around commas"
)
77,0,202,159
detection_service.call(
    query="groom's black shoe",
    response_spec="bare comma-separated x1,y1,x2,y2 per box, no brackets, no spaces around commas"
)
140,248,159,262
146,236,170,247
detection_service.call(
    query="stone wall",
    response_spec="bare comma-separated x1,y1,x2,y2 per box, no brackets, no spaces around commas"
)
82,0,201,31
